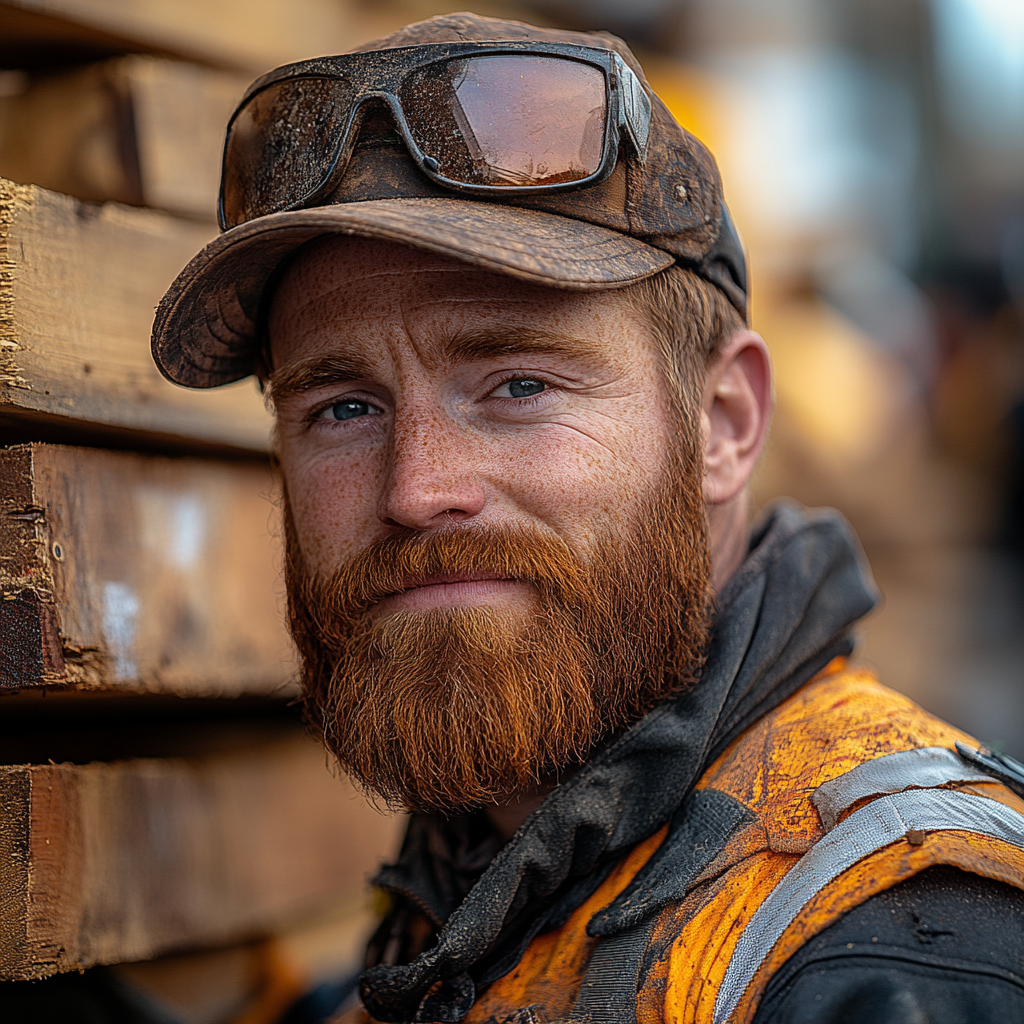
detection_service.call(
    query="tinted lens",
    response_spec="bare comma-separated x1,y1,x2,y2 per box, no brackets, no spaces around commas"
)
222,77,355,227
401,55,607,187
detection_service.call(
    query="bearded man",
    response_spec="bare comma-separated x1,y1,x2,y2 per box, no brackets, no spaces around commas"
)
152,13,1024,1024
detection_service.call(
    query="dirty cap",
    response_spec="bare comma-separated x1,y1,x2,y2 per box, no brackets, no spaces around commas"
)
151,11,748,389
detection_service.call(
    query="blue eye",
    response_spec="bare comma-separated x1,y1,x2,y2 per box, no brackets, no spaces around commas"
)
327,400,372,420
505,379,546,398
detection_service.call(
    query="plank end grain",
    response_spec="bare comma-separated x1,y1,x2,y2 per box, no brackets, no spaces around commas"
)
0,765,79,980
0,444,68,687
0,769,32,977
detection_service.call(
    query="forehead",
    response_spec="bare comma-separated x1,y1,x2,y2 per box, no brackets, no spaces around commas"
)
266,236,649,366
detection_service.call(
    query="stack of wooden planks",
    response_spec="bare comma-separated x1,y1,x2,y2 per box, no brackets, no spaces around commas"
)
0,1,414,1019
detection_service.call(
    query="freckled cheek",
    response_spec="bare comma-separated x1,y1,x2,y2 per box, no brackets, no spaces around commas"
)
283,451,384,572
486,428,659,530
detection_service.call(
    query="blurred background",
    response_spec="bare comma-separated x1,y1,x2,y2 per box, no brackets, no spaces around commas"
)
0,0,1020,1021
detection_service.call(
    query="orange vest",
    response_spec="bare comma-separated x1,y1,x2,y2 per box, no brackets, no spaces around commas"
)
449,660,1024,1024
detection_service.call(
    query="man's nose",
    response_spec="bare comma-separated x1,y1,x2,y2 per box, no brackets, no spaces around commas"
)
377,406,487,530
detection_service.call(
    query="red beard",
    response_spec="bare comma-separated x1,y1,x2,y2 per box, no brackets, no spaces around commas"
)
286,449,711,815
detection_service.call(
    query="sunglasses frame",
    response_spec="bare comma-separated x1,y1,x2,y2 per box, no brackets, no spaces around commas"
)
219,41,653,230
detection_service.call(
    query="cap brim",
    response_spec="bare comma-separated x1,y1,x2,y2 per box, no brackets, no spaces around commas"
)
151,197,674,388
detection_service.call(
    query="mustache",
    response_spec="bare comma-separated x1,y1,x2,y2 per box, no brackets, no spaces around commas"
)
301,524,596,622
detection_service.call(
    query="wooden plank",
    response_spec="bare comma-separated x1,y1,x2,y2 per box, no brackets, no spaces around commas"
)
0,177,272,452
0,728,402,980
0,443,295,695
0,0,360,74
0,2,162,71
0,57,247,218
130,57,248,218
0,61,144,208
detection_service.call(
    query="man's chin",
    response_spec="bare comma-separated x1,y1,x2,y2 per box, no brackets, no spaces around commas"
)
307,606,604,813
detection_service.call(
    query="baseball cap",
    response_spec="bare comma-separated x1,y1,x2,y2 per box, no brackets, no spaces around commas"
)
151,11,747,389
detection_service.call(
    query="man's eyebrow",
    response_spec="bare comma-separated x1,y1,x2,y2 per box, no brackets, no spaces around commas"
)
268,354,372,402
267,329,607,401
444,328,608,364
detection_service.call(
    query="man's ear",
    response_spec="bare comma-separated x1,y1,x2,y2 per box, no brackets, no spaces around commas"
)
702,330,773,505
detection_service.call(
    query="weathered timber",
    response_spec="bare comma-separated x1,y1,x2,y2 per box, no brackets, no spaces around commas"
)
0,61,143,208
0,443,295,695
0,0,358,74
0,727,402,980
0,57,248,218
131,58,248,218
0,177,272,452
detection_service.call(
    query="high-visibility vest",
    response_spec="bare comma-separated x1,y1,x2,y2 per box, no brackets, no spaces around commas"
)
457,659,1024,1024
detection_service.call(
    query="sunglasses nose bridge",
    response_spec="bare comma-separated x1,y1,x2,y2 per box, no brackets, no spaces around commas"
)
348,91,426,161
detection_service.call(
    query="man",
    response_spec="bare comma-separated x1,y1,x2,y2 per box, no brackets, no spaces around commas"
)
152,13,1024,1023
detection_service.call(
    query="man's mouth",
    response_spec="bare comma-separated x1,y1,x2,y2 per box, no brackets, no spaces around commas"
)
374,572,531,615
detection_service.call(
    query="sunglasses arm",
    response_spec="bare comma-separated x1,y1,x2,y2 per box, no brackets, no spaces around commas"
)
613,54,652,161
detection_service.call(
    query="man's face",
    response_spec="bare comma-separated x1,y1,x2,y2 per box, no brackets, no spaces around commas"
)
269,237,710,813
271,237,675,581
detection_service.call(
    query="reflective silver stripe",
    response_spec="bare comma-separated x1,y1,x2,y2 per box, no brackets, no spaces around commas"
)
713,789,1024,1024
812,747,994,831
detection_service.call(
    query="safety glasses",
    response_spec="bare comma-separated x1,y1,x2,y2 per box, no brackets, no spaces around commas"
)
219,41,652,230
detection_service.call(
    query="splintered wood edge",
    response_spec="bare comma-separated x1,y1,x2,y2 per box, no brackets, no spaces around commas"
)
0,444,68,687
0,180,34,393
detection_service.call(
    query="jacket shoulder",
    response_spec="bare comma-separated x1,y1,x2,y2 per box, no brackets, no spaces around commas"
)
698,660,979,848
637,662,1024,1024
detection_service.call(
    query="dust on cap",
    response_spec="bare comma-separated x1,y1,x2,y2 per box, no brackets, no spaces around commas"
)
151,11,748,389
